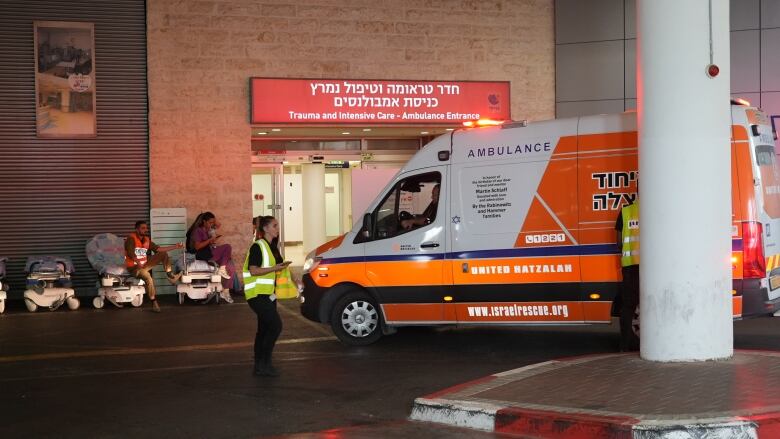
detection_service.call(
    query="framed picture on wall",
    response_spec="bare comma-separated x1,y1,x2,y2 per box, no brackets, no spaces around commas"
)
34,21,96,137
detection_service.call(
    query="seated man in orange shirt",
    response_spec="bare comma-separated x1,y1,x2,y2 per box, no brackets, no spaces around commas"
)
124,220,183,312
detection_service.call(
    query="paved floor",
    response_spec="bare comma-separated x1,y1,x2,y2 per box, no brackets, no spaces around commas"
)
1,295,780,438
473,352,780,419
412,350,780,437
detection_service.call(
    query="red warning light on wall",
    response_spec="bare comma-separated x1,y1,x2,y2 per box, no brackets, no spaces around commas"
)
706,64,720,78
254,194,264,200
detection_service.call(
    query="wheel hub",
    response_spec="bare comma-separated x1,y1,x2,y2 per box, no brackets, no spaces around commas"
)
341,300,378,338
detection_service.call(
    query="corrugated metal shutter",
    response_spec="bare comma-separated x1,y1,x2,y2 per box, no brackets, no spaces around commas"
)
0,0,149,298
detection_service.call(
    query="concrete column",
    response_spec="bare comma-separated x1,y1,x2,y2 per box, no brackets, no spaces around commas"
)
302,163,326,254
638,0,733,361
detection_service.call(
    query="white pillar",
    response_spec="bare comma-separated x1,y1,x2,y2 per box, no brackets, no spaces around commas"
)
302,163,326,254
638,0,733,361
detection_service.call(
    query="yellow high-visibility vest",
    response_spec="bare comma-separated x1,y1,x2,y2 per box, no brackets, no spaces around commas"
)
621,201,640,267
243,239,276,300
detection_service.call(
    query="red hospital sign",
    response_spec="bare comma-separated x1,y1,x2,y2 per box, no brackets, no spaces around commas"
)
250,78,511,125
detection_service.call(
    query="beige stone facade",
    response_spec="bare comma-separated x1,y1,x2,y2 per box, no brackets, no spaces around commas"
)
146,0,555,261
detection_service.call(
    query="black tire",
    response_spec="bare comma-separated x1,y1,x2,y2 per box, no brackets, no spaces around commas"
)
620,304,640,351
631,305,640,346
330,291,382,346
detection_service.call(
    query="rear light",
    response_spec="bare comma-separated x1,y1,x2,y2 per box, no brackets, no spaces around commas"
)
742,221,766,279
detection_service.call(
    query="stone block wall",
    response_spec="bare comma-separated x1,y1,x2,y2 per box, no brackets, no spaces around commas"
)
147,0,555,263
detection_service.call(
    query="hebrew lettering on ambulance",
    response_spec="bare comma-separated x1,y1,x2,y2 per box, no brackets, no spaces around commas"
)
591,171,638,211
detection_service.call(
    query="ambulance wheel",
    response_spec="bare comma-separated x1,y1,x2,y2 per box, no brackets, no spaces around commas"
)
0,299,4,314
25,298,38,312
131,294,143,307
178,293,185,305
92,296,104,309
66,297,80,310
330,291,382,346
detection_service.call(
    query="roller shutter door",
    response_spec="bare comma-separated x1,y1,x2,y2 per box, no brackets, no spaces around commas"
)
0,0,149,297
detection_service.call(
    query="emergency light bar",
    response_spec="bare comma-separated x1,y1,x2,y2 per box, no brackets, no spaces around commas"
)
462,119,505,128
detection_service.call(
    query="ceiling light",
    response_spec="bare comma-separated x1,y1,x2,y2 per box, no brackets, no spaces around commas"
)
271,128,281,132
257,132,268,135
362,128,372,132
445,128,455,131
420,131,429,135
341,132,351,135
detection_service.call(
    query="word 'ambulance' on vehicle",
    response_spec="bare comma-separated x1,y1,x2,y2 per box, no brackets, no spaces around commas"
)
300,101,780,346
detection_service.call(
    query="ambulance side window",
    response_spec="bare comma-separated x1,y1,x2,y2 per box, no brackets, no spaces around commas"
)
374,189,399,239
361,172,441,242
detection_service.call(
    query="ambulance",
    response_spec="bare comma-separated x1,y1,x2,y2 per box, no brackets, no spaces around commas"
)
300,101,780,346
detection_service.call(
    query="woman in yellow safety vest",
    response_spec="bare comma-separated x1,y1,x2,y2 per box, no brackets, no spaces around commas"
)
244,215,291,377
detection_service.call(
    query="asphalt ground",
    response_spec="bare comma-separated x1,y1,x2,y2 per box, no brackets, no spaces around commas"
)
0,295,778,438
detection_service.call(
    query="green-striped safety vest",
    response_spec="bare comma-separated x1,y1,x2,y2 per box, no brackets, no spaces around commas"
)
243,239,277,300
620,201,640,267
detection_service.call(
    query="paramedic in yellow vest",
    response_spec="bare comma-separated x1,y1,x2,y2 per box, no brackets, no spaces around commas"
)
244,215,291,377
615,200,640,352
124,220,183,313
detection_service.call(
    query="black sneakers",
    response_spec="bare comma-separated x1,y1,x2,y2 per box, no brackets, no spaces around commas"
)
253,364,280,377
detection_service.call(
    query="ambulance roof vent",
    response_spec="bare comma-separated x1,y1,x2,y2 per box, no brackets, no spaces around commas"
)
501,120,528,129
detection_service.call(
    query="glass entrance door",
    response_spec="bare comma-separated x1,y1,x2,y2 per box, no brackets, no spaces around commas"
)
251,163,284,244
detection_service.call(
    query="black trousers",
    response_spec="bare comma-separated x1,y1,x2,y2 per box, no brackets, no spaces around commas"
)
247,295,282,366
619,265,640,351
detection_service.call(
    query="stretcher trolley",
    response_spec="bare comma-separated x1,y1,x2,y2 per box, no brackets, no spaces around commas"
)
23,256,80,312
0,257,8,314
175,253,224,304
86,233,146,309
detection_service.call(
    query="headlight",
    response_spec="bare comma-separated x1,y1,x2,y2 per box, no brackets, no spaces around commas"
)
302,251,321,274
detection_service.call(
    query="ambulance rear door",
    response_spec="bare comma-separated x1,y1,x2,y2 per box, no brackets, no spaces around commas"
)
576,113,638,323
448,119,584,325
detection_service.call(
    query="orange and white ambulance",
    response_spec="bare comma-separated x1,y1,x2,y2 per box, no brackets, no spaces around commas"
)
300,101,780,346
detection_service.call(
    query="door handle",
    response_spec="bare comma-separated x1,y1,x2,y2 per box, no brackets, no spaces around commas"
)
420,242,440,248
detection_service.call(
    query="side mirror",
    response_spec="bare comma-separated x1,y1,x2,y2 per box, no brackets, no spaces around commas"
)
361,213,372,239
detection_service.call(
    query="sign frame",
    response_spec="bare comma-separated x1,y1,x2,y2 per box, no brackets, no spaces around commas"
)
250,77,511,126
34,20,97,138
